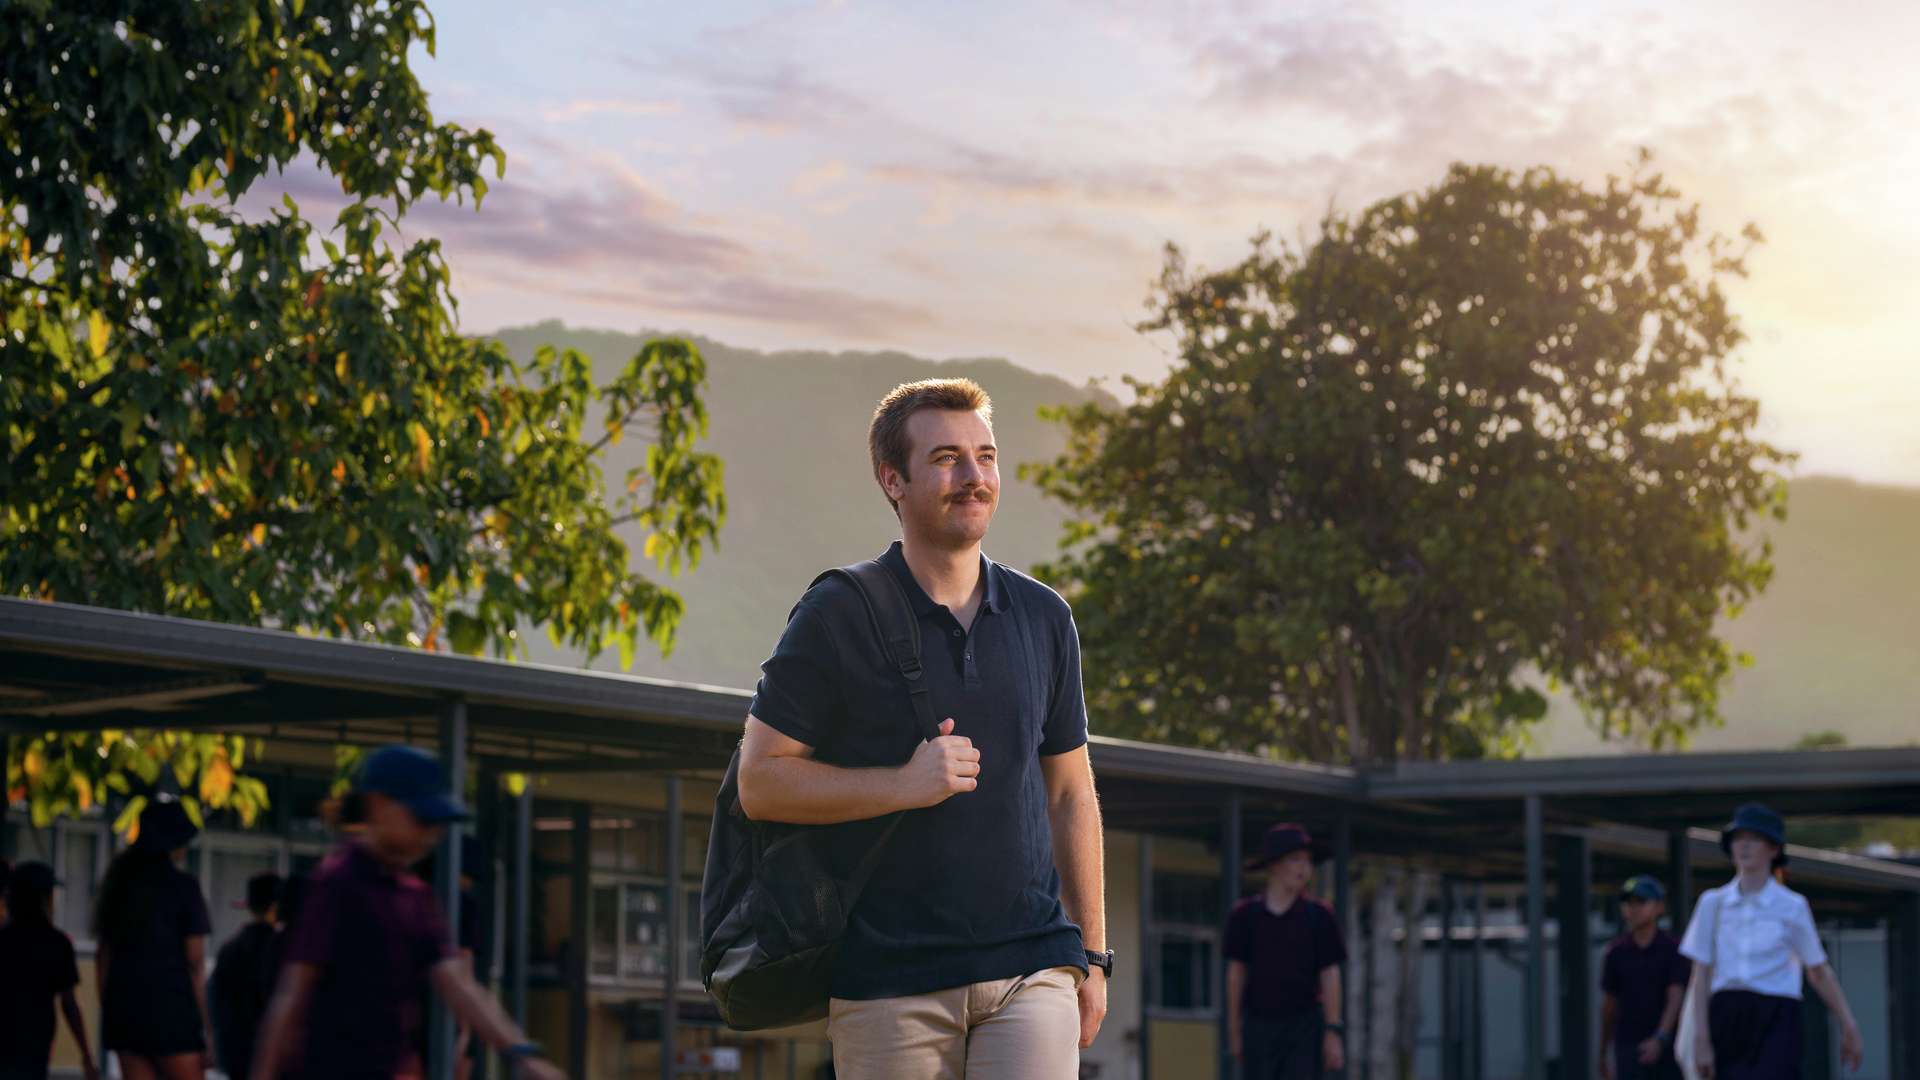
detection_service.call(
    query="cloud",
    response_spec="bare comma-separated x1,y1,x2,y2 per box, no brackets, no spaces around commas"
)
539,98,682,123
789,160,849,197
243,152,934,341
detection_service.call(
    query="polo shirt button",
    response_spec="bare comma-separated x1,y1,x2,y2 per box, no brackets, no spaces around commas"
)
952,629,963,638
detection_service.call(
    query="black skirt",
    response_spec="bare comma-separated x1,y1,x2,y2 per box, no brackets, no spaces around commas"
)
1708,989,1802,1080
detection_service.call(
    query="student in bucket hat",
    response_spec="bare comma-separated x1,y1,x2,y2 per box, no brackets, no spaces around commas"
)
96,797,214,1077
1680,803,1863,1078
250,745,562,1080
1600,875,1689,1080
1226,824,1346,1080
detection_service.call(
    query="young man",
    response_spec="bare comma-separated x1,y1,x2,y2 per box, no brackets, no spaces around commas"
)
1600,876,1689,1080
1225,824,1346,1080
0,861,100,1080
251,745,563,1080
211,872,283,1079
737,378,1108,1079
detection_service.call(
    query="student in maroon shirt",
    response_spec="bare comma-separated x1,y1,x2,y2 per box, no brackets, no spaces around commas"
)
1226,824,1348,1080
0,862,100,1080
1601,876,1690,1080
250,746,562,1080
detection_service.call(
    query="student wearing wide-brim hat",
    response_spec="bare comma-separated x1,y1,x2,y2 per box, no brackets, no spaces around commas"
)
1679,803,1864,1079
1225,824,1347,1080
95,798,213,1080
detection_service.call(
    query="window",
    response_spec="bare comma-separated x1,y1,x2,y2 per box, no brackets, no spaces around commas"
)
59,827,106,939
580,811,708,989
1149,871,1222,1016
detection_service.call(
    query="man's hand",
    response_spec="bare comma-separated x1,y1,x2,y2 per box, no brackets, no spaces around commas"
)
1077,969,1108,1049
516,1059,565,1080
1638,1034,1664,1065
1840,1019,1864,1072
1695,1028,1716,1080
896,719,980,808
1323,1030,1345,1071
1600,1049,1614,1080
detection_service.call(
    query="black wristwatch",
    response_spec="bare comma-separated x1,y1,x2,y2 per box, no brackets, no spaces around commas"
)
1086,948,1115,978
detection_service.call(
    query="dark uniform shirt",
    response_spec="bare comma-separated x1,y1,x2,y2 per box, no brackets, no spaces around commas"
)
211,921,280,1078
101,860,212,1055
0,919,80,1070
750,542,1090,999
1224,895,1348,1018
285,841,455,1078
1602,930,1691,1050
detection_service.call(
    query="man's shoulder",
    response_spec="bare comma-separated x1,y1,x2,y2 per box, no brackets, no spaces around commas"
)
992,562,1073,622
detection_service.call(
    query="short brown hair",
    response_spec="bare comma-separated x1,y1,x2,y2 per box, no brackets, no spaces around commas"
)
868,378,993,509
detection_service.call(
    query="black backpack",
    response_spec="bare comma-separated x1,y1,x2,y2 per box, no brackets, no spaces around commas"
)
699,558,941,1030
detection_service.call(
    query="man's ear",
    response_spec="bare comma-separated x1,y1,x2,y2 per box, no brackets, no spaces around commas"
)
879,463,908,503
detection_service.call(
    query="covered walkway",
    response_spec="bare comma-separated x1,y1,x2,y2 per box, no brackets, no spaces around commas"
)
5,596,1918,1080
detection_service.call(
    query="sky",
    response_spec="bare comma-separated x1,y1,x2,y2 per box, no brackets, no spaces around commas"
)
386,0,1920,486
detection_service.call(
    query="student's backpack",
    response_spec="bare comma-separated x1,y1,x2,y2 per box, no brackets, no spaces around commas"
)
699,559,941,1030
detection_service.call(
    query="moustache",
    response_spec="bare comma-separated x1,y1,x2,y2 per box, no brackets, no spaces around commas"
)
949,491,995,504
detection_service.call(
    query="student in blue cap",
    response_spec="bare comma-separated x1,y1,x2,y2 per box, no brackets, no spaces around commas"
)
1600,875,1688,1080
1679,803,1864,1079
250,745,563,1080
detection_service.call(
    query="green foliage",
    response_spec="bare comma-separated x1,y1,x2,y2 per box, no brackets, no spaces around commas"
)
1,1,724,832
1791,730,1849,751
1029,159,1790,762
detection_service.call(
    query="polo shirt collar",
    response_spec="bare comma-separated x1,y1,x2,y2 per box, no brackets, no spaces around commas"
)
880,541,1007,616
1727,877,1786,907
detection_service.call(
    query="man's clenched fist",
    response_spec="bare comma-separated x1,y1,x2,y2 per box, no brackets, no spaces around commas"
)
896,718,981,808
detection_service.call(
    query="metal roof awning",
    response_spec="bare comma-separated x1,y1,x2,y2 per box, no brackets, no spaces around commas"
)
4,595,1918,896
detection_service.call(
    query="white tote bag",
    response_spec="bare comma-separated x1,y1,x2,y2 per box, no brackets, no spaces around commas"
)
1673,893,1717,1080
1675,978,1704,1080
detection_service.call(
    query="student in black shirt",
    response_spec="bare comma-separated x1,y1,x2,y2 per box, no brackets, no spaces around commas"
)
95,799,213,1080
1601,875,1690,1080
1226,824,1347,1080
210,872,282,1079
0,861,100,1080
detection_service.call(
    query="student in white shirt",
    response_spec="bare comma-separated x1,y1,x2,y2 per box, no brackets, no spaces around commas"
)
1678,804,1863,1079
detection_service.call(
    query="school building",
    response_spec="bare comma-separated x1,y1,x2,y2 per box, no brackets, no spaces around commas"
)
5,595,1920,1080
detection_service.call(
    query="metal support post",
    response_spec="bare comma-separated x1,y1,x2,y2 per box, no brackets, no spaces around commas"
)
430,698,468,1080
1140,833,1154,1080
568,802,591,1079
1219,790,1242,1080
1557,834,1593,1080
1667,829,1693,935
663,775,682,1079
1525,795,1547,1080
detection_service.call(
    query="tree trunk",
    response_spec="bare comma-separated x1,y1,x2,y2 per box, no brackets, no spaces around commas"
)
1336,637,1364,764
1395,872,1431,1078
1367,868,1401,1078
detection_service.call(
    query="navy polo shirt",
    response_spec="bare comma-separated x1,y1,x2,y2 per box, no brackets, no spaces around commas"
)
1601,930,1690,1050
1224,895,1347,1017
750,541,1090,999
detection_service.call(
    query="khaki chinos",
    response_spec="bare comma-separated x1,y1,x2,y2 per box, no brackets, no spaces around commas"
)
826,965,1085,1080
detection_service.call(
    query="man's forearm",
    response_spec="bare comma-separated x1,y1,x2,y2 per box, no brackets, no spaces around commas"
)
1657,985,1683,1036
434,959,534,1050
738,754,912,824
1050,785,1105,951
59,993,94,1068
1321,965,1343,1025
1808,965,1858,1028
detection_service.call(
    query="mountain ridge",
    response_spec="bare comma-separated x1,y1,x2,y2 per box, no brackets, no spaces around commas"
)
487,322,1920,757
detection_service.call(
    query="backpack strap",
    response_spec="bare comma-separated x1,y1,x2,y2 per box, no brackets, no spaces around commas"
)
810,560,942,744
803,557,946,905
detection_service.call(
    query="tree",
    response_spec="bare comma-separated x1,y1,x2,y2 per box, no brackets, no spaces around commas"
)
1,1,724,832
1029,159,1789,763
